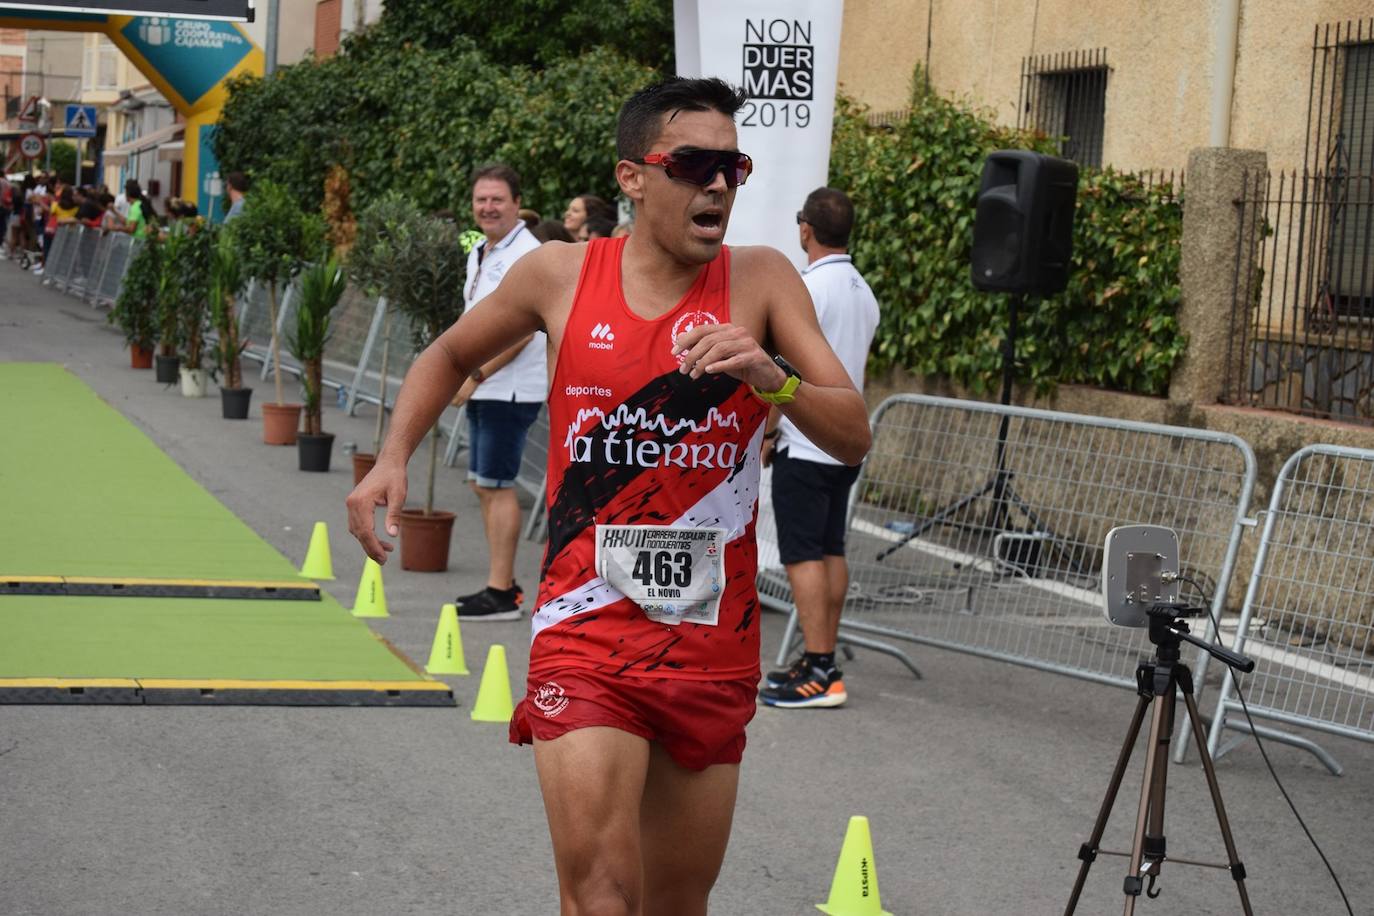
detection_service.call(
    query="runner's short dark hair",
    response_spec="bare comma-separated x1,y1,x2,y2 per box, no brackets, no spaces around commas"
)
801,187,855,248
470,163,522,201
616,78,748,161
226,171,250,193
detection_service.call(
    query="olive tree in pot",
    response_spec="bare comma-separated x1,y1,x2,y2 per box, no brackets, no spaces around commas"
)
167,222,214,398
344,192,414,484
210,228,252,418
109,235,160,369
288,256,348,471
390,208,467,572
228,181,325,444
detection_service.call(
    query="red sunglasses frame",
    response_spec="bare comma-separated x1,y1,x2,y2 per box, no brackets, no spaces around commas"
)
634,150,754,188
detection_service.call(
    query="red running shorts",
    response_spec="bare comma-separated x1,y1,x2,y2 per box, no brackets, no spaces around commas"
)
510,667,758,771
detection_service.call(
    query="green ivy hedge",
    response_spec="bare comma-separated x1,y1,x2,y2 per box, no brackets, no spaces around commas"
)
213,40,655,218
831,82,1185,396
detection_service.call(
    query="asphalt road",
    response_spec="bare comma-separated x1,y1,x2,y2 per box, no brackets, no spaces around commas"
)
2,262,1371,915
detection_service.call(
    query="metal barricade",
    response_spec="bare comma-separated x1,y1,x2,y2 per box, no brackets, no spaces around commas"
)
1207,444,1374,775
238,278,295,379
774,394,1256,696
65,227,105,300
40,224,79,288
90,234,137,307
346,304,422,411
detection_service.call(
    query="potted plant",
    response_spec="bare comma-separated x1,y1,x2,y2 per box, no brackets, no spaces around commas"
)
109,235,159,369
389,207,467,571
345,192,415,484
153,237,183,385
227,180,325,444
167,221,214,398
288,255,348,471
210,228,252,418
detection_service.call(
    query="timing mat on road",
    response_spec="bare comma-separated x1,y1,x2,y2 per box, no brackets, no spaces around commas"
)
0,363,453,707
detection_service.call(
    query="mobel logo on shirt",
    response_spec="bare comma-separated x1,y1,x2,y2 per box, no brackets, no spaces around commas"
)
562,405,742,470
588,323,616,351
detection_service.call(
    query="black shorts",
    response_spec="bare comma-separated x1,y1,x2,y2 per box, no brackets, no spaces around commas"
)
771,448,861,564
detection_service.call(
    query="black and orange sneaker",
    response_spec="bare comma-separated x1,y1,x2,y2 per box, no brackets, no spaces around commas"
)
759,666,847,709
764,655,809,689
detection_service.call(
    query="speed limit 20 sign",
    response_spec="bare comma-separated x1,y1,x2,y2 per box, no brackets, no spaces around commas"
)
19,133,45,160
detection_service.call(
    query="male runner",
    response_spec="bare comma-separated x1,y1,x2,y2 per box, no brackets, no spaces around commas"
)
347,77,870,915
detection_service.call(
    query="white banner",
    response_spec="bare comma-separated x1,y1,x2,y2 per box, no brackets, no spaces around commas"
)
674,0,845,270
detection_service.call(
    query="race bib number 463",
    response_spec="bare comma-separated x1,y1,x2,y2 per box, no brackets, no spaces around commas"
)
595,525,726,626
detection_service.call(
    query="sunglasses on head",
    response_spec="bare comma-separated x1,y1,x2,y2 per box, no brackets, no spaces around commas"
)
633,149,754,189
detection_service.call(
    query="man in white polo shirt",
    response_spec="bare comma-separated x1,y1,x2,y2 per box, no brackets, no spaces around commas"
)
759,187,880,708
449,163,545,621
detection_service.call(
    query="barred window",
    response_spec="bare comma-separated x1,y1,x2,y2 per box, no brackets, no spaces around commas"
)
1306,21,1374,321
1018,49,1108,169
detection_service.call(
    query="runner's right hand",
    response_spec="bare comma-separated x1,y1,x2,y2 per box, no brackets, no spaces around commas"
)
346,459,408,564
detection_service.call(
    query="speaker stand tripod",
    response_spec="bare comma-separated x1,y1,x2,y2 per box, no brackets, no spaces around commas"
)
876,293,1083,576
1065,607,1255,915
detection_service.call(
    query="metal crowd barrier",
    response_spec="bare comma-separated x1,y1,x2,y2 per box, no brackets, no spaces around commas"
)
40,224,79,289
90,233,138,307
64,226,103,298
1207,444,1374,775
770,394,1257,702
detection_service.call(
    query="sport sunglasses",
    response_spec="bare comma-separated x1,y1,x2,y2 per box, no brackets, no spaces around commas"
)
633,149,754,188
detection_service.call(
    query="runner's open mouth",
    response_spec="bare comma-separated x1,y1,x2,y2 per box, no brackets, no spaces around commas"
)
692,213,722,229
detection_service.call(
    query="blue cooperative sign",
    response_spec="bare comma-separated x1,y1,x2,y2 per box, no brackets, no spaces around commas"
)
64,104,98,138
119,17,252,106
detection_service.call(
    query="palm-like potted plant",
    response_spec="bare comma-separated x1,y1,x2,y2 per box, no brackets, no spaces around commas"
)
226,180,325,444
288,255,348,471
168,221,214,398
389,208,468,571
109,235,160,369
210,228,252,418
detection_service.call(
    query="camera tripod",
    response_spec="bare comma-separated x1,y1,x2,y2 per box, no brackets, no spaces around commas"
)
1065,606,1255,915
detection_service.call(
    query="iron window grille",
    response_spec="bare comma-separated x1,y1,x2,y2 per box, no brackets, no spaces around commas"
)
1018,48,1109,169
1305,20,1374,322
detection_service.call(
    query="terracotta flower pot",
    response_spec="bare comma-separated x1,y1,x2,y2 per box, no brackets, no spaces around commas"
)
130,344,154,369
398,509,456,572
261,402,302,445
352,452,377,486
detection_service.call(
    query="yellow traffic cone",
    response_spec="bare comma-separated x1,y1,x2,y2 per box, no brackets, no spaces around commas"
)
351,558,389,618
299,522,335,580
816,816,893,916
470,644,514,722
426,604,470,675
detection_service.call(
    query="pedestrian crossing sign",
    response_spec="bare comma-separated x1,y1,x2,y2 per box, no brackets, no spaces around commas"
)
64,105,98,138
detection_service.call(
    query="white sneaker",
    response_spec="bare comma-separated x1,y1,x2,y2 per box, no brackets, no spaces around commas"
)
32,267,43,275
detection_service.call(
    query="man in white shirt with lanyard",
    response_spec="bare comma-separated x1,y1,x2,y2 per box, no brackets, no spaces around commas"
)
449,164,545,621
760,187,880,708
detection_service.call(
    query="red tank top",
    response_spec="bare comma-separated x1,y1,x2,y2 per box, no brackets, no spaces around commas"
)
532,237,768,681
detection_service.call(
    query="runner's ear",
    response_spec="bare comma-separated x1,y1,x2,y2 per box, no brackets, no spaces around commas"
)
615,160,645,203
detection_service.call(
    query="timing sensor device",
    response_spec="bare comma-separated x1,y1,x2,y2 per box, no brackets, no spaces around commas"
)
1102,525,1180,627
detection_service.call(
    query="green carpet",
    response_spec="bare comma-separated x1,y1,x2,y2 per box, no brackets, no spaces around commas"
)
0,362,299,580
0,363,449,703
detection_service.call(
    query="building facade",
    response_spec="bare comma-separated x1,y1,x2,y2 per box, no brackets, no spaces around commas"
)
839,0,1374,173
